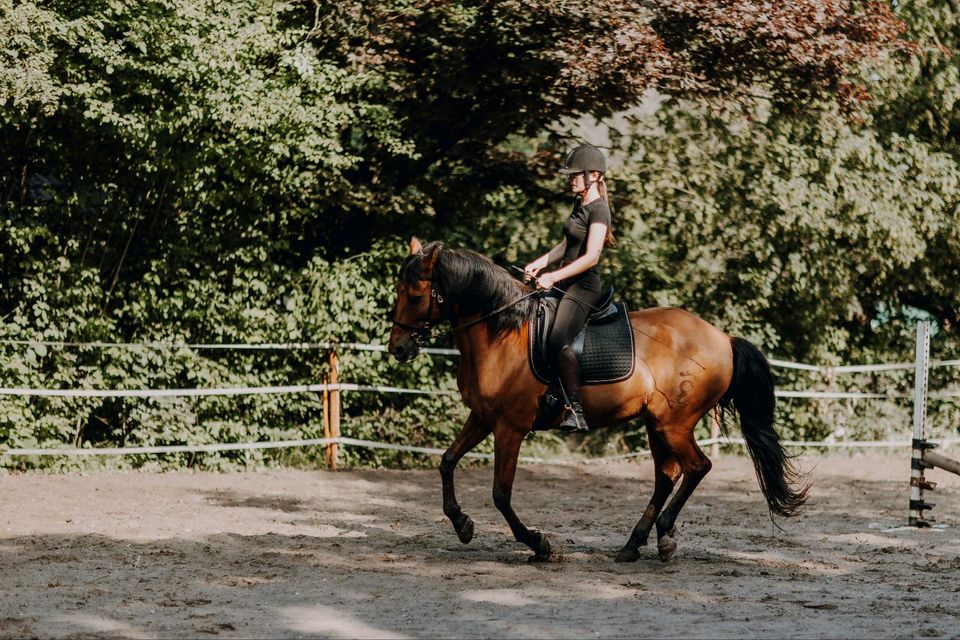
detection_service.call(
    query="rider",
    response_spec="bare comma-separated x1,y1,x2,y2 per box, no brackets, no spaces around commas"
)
524,144,613,432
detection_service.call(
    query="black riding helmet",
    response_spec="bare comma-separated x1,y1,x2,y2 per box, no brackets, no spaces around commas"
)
559,144,606,175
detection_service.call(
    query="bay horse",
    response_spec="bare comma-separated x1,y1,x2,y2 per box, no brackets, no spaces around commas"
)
388,237,808,562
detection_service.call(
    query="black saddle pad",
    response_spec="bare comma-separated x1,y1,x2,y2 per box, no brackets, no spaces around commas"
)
528,298,636,385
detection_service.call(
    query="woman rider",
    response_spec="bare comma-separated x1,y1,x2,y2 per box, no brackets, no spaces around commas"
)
523,144,613,432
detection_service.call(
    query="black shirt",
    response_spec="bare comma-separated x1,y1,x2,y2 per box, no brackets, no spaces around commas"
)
558,197,611,290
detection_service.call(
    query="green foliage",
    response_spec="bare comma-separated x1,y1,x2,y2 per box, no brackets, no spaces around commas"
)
0,1,956,469
611,103,960,359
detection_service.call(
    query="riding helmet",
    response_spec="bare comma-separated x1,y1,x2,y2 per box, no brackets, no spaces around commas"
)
559,144,606,174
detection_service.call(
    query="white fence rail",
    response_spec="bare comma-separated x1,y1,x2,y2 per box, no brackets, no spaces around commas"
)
6,435,959,460
5,384,954,400
1,338,959,461
0,339,458,356
5,384,958,401
0,383,459,399
4,338,959,371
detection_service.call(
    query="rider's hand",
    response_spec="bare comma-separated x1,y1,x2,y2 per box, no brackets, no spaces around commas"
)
536,273,557,291
523,261,543,283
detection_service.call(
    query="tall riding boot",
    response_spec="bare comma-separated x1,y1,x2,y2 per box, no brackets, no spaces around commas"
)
557,345,588,432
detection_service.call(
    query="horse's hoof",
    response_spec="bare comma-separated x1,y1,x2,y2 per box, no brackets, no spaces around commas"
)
528,531,552,562
455,515,474,544
615,546,640,563
657,535,677,562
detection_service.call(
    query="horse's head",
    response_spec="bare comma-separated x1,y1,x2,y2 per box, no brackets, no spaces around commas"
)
388,237,444,362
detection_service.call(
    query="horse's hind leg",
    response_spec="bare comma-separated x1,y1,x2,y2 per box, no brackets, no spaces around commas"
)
440,411,491,544
615,430,681,563
654,427,713,562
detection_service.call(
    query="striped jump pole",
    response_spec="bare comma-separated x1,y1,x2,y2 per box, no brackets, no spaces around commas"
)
909,321,934,526
909,321,960,527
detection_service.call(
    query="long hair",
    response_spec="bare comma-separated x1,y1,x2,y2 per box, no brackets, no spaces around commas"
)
596,174,616,247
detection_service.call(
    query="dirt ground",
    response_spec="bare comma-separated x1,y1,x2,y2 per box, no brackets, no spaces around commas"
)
2,452,959,639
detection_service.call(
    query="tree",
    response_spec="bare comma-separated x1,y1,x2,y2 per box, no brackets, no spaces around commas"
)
0,0,938,466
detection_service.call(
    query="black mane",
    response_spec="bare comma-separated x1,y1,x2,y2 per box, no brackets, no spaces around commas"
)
401,242,538,335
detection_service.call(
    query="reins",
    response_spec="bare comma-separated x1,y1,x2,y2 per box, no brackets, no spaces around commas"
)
390,256,540,347
431,289,541,341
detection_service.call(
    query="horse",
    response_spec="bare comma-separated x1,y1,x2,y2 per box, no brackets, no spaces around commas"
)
388,237,808,562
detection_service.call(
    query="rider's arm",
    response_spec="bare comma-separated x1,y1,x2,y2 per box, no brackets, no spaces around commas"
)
525,239,566,276
541,223,606,282
545,239,566,267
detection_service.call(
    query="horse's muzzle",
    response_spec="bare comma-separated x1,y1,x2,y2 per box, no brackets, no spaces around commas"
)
389,341,419,362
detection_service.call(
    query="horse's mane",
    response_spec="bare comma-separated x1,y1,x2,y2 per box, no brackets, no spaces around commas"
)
401,242,538,336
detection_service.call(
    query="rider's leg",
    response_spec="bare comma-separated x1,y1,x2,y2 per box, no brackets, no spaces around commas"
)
556,344,586,432
547,284,600,432
531,292,564,431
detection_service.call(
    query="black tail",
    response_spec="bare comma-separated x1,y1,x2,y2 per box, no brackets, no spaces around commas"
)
719,337,809,518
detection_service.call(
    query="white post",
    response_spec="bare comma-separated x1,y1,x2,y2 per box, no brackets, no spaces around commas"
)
909,321,932,526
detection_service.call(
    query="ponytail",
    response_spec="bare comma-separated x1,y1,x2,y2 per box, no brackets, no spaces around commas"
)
597,174,616,247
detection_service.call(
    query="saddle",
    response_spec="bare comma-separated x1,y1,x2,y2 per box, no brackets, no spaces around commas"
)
528,285,636,385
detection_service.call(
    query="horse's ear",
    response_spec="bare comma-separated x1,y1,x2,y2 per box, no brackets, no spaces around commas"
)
409,236,422,255
422,242,441,273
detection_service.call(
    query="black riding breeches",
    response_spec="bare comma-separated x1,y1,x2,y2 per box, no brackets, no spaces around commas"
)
546,280,604,367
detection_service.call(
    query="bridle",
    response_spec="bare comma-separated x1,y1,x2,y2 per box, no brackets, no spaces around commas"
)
390,271,448,348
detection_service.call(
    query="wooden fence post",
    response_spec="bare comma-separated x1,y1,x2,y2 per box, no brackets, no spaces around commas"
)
322,372,331,458
327,349,341,471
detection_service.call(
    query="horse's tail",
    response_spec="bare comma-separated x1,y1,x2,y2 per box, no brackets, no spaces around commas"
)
719,337,809,518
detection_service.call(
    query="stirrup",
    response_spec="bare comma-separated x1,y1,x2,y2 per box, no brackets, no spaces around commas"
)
531,390,563,431
558,402,588,433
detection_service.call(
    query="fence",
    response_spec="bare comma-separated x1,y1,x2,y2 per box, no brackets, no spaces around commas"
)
1,334,958,477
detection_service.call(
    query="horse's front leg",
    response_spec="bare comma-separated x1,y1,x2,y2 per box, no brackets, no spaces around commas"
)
440,411,491,544
492,427,552,561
